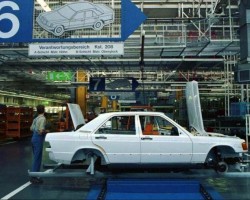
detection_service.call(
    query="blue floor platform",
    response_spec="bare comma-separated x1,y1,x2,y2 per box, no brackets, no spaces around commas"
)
86,178,223,200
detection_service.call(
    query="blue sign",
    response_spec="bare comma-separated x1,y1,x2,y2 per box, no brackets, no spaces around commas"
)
89,77,105,91
0,0,33,42
109,95,120,100
0,0,147,42
89,77,139,92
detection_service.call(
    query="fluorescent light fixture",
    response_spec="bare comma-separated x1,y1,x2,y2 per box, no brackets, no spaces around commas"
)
0,91,63,103
165,89,182,91
0,90,17,95
37,0,51,12
170,84,186,87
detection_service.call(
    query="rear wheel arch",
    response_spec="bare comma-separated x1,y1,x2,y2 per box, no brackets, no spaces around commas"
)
93,20,104,30
71,148,108,164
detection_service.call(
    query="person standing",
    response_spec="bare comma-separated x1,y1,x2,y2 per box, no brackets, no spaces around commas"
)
30,105,47,184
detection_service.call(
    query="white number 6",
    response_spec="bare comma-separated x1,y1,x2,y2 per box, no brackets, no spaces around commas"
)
0,1,20,39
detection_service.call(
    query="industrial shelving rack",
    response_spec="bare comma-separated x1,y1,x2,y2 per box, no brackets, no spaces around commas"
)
6,107,33,139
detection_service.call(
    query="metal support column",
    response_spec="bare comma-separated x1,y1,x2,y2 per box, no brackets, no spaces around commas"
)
76,71,87,117
112,100,118,111
246,115,250,149
101,96,108,112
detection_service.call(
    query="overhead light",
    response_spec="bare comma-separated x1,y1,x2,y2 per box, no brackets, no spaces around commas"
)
207,84,224,87
36,0,51,12
210,88,227,91
0,90,17,95
165,89,182,91
0,90,63,103
170,83,186,87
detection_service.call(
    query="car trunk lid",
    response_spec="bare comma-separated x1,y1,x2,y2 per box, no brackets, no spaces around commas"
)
67,103,85,130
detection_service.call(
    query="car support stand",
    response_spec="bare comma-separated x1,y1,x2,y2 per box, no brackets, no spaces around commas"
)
86,155,97,175
28,156,98,178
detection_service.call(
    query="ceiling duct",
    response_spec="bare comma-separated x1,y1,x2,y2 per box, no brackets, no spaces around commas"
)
239,1,250,62
234,63,250,83
237,1,250,84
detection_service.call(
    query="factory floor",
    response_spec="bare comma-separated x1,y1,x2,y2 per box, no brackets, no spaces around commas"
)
1,137,250,200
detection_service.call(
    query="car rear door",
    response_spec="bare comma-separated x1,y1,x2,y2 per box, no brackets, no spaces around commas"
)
91,114,141,164
139,114,193,163
84,10,98,26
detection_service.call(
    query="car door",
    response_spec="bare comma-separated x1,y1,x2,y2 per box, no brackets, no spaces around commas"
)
91,115,141,164
84,10,98,26
69,11,85,28
139,114,193,163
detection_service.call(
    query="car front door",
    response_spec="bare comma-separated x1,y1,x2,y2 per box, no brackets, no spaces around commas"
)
69,11,85,28
91,115,141,164
139,115,193,163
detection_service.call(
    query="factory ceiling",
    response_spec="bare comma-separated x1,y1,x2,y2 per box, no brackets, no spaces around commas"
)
0,0,241,101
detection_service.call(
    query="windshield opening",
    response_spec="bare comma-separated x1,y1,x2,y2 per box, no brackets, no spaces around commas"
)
58,5,75,19
75,123,85,131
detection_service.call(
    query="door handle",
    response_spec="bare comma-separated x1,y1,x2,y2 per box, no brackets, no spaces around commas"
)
141,137,153,140
95,136,107,139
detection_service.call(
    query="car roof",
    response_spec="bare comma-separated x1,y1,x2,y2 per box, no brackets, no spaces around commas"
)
79,111,166,132
67,2,96,11
91,111,165,118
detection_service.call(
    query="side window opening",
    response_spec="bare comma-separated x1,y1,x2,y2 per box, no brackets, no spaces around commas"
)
74,12,84,20
140,115,179,136
85,11,93,18
97,115,136,135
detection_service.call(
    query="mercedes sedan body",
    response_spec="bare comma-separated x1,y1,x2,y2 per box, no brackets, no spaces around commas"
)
45,104,248,173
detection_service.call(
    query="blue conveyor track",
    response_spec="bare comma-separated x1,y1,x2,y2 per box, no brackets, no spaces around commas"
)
87,179,223,200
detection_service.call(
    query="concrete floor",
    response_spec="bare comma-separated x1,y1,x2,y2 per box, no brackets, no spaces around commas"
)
1,138,250,200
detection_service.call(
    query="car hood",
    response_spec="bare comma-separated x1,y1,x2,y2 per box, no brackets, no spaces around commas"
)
207,132,234,137
40,11,67,21
186,81,208,136
67,103,85,130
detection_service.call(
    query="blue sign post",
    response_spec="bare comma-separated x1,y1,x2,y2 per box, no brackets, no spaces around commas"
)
0,0,147,42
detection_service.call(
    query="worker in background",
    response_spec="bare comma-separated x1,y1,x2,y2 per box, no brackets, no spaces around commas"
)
29,105,47,184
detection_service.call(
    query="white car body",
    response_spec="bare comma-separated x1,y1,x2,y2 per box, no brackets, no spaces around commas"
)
45,106,247,171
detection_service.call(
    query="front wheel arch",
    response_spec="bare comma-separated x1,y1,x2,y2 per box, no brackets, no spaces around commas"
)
53,25,65,36
216,161,229,174
205,145,238,168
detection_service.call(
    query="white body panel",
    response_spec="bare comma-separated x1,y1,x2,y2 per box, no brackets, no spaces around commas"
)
140,134,193,163
186,81,207,135
91,134,140,163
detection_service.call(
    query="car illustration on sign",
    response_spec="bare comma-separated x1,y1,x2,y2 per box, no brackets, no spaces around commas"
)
44,103,248,174
36,1,114,36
